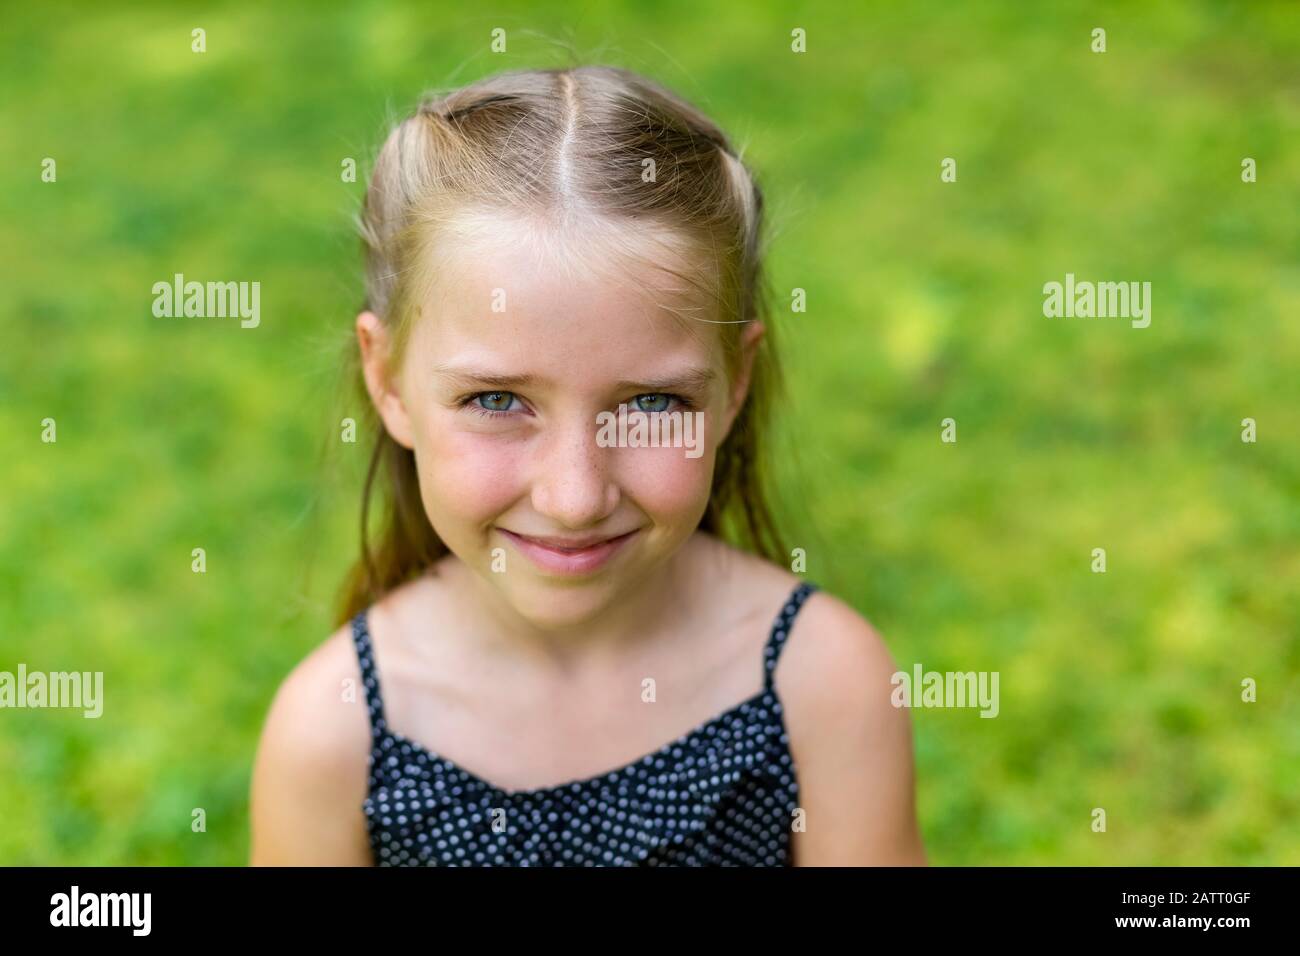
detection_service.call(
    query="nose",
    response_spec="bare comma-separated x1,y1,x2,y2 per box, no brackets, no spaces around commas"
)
529,412,620,529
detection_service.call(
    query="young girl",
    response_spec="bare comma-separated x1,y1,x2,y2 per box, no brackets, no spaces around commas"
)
250,65,925,867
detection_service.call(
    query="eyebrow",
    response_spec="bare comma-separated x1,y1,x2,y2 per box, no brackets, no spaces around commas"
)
432,363,717,394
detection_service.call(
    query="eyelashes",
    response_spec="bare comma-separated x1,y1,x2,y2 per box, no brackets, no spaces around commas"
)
457,391,695,420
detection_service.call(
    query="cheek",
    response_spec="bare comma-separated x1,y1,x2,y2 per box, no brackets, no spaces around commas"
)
617,445,716,519
413,415,527,524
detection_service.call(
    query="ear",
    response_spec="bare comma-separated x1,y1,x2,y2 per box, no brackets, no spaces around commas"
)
356,311,415,449
720,319,766,441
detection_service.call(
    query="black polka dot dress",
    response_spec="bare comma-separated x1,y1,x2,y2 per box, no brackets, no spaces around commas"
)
350,581,817,866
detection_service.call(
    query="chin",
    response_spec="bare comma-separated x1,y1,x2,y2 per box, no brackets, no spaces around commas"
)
499,578,621,630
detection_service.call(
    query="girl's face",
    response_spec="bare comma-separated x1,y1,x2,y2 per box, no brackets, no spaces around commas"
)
359,215,763,630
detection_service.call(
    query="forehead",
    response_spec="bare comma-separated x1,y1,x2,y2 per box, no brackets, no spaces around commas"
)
414,211,723,382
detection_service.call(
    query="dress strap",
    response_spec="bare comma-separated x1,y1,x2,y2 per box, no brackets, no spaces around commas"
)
349,609,388,738
762,581,818,691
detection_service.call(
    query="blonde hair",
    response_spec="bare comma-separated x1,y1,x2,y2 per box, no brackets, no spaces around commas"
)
338,65,787,624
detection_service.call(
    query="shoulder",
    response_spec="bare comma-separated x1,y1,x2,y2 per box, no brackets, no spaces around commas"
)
248,619,373,865
692,536,909,779
255,620,372,773
778,587,899,715
775,586,928,865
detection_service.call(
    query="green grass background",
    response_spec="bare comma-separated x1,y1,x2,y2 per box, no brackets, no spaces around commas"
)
0,0,1296,865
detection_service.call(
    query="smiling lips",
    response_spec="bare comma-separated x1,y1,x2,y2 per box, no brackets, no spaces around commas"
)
499,528,638,575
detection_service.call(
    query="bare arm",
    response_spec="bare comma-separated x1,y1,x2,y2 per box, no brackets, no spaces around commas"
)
779,592,927,866
249,627,373,866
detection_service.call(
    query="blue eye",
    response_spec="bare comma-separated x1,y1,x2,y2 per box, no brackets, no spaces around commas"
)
633,393,672,413
464,391,520,417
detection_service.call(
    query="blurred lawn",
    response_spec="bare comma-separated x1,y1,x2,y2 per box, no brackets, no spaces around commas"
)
0,0,1296,865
